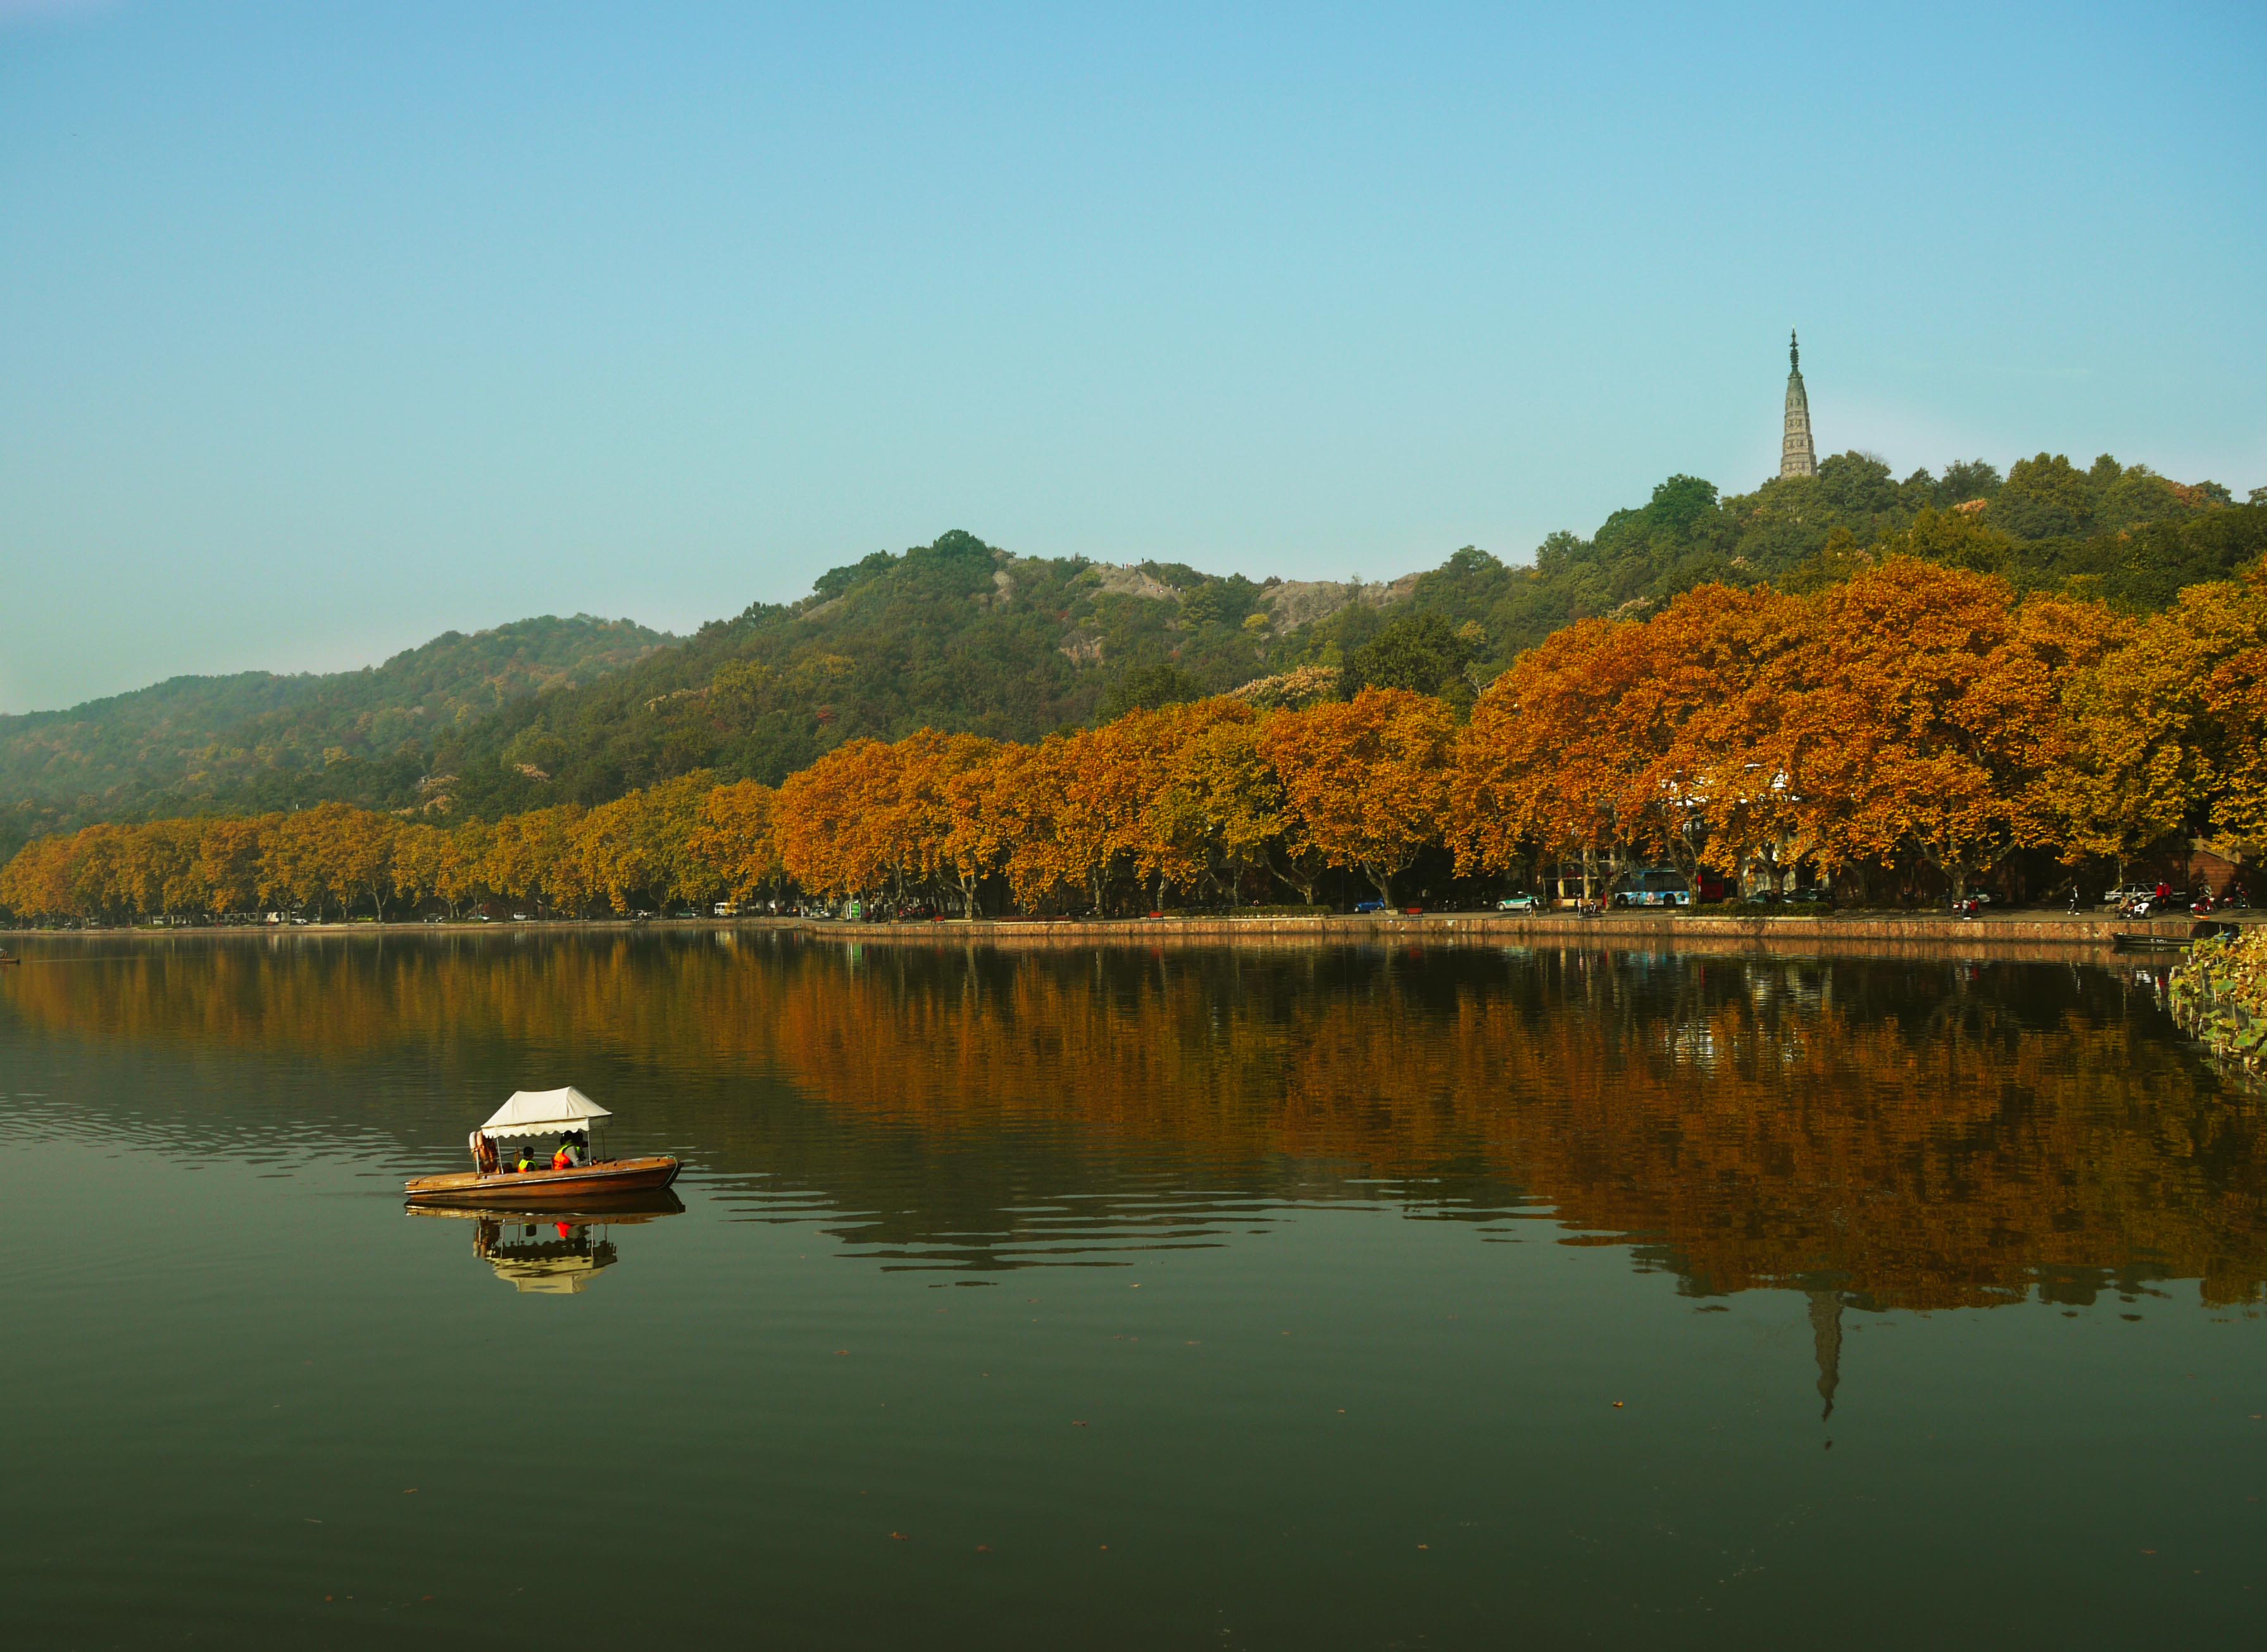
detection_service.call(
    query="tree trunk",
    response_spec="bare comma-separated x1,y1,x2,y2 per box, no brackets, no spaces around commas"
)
1264,849,1318,908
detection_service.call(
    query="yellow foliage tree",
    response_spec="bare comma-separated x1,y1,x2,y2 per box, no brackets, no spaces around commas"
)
1266,687,1452,906
197,817,268,915
687,780,783,904
574,774,716,915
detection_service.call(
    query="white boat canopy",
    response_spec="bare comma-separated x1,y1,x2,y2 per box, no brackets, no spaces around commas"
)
478,1087,613,1139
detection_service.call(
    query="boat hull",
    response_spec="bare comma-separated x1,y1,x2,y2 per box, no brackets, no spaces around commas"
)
404,1187,687,1223
404,1155,681,1205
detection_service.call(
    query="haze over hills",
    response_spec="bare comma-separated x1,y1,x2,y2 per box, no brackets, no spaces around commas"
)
4,448,2259,861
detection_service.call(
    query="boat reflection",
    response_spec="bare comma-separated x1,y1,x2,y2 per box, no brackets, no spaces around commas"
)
408,1188,684,1294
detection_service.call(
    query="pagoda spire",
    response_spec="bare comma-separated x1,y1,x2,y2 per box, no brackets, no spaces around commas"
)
1780,329,1817,479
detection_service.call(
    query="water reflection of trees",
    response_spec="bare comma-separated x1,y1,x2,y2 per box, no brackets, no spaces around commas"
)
5,936,2261,1308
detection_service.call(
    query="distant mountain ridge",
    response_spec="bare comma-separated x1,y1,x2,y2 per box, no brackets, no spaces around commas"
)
5,447,2259,860
0,615,676,853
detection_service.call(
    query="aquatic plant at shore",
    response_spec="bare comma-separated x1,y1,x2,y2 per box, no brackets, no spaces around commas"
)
2170,928,2267,1074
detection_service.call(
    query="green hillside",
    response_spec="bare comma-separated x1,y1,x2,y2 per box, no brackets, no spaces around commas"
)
415,451,2261,818
0,615,675,858
1356,451,2261,679
6,449,2258,848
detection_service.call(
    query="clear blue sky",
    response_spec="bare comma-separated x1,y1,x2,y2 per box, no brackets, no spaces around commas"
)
3,1,2262,713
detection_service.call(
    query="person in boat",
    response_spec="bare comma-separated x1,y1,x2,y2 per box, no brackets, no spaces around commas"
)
552,1136,581,1170
515,1144,537,1173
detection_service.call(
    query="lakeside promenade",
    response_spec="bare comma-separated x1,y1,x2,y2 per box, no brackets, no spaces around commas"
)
6,909,2248,963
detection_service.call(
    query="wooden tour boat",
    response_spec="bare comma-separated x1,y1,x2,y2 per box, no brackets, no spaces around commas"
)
404,1086,680,1206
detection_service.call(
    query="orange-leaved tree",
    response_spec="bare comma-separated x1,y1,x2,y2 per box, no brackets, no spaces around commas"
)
1773,560,2120,898
1032,726,1135,915
879,730,998,908
776,740,899,901
940,742,1018,917
1266,687,1452,906
1450,619,1654,899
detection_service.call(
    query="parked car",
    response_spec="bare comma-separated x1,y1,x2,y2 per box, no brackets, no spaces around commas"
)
1354,900,1388,914
1783,887,1832,906
2102,884,2154,910
1497,892,1542,913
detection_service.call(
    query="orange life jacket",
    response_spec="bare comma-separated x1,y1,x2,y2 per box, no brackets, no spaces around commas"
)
553,1146,575,1170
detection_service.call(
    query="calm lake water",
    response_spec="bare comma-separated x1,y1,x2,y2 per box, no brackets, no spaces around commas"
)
3,932,2263,1648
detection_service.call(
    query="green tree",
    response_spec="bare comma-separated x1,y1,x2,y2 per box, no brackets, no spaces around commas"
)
1098,662,1204,721
1935,460,2002,505
1991,454,2096,539
1344,613,1479,709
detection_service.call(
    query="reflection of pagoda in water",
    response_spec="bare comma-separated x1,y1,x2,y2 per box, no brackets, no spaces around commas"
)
475,1218,620,1293
1808,1289,1842,1420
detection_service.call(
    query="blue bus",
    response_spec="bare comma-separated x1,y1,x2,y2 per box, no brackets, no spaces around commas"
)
1613,867,1694,908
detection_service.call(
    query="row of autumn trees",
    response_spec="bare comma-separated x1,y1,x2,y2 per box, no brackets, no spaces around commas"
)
7,556,2266,924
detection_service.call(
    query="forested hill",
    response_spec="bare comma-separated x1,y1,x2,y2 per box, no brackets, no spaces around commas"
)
416,450,2261,820
6,447,2260,848
0,616,675,854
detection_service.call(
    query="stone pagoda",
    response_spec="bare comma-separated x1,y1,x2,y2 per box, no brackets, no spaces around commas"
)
1780,329,1817,479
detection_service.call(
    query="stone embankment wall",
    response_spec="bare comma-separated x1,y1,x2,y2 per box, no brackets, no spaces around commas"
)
2170,928,2267,1075
6,910,2248,965
784,910,2237,963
